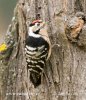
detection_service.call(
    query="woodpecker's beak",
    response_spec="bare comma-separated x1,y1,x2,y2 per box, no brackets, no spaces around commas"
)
39,22,45,29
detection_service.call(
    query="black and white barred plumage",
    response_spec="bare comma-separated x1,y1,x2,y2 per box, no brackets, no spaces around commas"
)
25,20,51,87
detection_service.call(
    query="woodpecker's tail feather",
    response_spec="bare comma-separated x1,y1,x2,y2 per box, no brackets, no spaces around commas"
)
30,71,41,88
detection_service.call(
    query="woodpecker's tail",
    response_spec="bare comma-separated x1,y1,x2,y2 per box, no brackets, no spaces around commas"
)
30,71,41,88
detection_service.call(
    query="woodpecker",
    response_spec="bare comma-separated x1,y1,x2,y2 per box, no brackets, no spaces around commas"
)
25,20,51,87
66,12,85,41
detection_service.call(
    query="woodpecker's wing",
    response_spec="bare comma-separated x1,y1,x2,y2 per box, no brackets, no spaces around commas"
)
35,45,49,59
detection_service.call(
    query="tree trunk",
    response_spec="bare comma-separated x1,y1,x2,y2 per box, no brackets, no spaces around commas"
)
1,0,86,100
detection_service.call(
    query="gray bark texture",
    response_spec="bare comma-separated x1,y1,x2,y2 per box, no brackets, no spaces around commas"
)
0,0,86,100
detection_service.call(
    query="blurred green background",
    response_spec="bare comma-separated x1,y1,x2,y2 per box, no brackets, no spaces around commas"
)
0,0,17,43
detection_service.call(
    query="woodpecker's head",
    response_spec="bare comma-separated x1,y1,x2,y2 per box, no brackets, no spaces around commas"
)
75,12,86,21
29,20,45,34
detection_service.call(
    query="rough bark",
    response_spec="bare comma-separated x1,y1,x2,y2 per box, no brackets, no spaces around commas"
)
0,0,86,100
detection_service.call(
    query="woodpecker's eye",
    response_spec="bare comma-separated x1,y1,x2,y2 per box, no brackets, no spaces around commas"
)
35,23,40,26
37,23,40,26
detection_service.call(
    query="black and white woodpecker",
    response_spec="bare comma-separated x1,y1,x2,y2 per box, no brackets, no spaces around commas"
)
25,20,51,87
